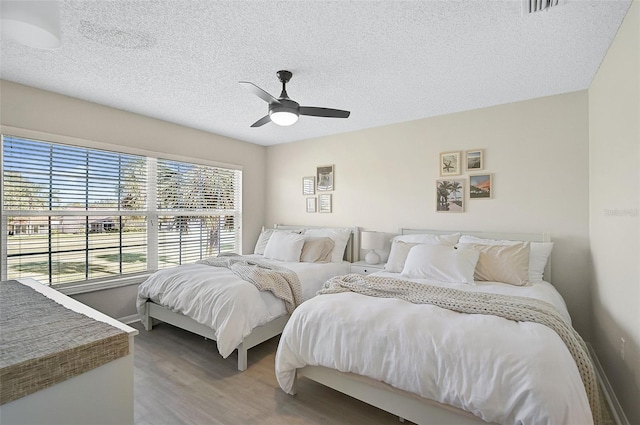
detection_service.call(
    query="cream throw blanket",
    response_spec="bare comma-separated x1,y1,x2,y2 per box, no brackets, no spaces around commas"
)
196,256,303,314
319,274,602,425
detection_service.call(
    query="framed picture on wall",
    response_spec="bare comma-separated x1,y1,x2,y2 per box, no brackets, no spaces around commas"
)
465,149,484,171
439,151,461,176
469,174,492,199
318,194,332,213
306,197,317,212
303,176,315,195
317,165,334,191
436,179,465,212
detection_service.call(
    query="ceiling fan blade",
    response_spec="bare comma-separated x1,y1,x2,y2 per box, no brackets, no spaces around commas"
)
299,106,350,118
250,115,271,127
239,81,280,105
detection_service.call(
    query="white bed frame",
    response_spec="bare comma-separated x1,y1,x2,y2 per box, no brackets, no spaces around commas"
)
291,229,551,425
141,225,359,371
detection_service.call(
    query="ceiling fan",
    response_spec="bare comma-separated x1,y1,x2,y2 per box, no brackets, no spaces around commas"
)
239,70,350,127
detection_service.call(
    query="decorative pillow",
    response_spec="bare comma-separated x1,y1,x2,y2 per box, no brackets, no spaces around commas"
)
458,235,552,282
263,231,306,262
458,242,530,286
400,244,479,284
304,227,351,263
458,235,518,246
384,241,419,273
300,237,335,263
392,233,460,246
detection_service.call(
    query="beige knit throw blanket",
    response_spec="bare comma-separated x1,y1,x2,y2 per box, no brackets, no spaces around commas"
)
319,274,601,425
196,255,303,314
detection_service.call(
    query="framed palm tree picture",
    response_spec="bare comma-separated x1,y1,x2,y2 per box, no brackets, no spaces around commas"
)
436,179,465,212
439,151,461,176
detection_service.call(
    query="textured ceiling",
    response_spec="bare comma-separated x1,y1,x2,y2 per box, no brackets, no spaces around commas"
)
0,0,632,146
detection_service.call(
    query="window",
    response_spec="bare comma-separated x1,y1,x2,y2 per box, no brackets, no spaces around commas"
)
1,135,242,287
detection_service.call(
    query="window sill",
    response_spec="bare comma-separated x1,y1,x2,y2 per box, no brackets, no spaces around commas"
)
57,273,152,296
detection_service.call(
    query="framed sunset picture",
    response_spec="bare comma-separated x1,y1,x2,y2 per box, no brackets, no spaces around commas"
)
469,174,492,199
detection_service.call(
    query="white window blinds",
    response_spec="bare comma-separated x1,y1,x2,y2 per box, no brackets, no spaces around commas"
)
155,158,242,268
1,135,242,287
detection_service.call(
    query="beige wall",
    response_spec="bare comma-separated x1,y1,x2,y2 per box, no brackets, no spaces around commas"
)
266,91,592,336
589,1,640,423
0,80,267,318
1,7,637,417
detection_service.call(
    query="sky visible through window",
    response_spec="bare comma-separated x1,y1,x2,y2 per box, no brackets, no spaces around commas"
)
3,136,149,209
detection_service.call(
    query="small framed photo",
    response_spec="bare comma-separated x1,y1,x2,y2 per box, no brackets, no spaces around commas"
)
465,149,484,171
306,197,317,212
302,176,315,195
318,194,332,213
469,174,492,199
436,179,465,212
317,165,334,191
439,151,461,176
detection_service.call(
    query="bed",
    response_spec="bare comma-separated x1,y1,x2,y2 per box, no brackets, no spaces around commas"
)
275,229,602,425
137,224,359,371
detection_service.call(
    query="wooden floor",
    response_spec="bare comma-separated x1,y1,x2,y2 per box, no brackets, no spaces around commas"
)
132,322,411,425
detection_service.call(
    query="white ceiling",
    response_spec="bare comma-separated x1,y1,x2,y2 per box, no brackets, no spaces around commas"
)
0,0,632,146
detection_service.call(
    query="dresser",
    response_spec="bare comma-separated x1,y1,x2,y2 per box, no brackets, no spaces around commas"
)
0,278,138,425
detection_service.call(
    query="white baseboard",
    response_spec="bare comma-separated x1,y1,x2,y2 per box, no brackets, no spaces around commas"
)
588,343,630,425
118,314,141,325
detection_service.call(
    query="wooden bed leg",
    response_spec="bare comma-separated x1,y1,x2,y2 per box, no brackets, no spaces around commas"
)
142,307,153,331
237,344,248,371
290,371,298,395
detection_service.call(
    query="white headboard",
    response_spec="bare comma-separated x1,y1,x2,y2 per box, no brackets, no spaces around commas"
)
274,225,360,263
400,228,552,282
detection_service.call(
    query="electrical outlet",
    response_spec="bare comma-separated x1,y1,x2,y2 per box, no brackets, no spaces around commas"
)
620,337,626,360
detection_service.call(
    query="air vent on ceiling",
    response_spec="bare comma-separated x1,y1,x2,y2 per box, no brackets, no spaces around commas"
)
522,0,563,14
78,20,156,50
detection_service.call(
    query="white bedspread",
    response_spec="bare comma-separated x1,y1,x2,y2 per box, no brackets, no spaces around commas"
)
275,271,593,425
137,255,349,358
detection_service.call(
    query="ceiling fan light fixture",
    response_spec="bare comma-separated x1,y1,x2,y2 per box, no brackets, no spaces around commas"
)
269,107,299,126
240,70,350,128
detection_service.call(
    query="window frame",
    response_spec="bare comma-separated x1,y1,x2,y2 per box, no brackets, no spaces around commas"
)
1,126,243,294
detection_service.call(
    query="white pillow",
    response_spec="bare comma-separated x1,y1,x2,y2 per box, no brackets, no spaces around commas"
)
254,228,274,255
384,233,461,273
304,227,351,263
384,241,419,273
254,228,303,255
458,235,553,282
392,233,460,246
401,244,479,284
263,232,306,262
529,242,554,283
